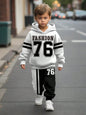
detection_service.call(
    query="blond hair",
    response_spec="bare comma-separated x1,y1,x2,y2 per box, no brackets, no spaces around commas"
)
34,3,51,17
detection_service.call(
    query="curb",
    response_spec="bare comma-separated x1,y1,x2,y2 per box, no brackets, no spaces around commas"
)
0,60,7,72
0,47,21,72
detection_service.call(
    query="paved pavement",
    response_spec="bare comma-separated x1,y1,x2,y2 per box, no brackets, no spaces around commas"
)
0,20,86,115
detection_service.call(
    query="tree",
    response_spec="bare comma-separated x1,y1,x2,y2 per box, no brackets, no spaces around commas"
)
59,0,72,7
43,0,73,8
82,0,86,10
43,0,55,7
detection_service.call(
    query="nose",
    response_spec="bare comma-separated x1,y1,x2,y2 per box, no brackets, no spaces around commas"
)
41,18,45,22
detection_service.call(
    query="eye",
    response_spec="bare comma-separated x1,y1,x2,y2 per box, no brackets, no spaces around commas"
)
38,17,42,19
44,17,47,19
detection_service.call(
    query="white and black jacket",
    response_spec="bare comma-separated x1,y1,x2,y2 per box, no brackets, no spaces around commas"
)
19,22,65,69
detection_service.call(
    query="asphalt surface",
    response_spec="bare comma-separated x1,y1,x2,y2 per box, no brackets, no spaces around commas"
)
0,19,86,115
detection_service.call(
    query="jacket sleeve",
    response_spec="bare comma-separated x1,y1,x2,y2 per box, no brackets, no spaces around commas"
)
54,32,65,68
19,32,32,65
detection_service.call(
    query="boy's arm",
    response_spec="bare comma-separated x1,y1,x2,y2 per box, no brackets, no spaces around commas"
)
54,32,65,69
19,32,32,66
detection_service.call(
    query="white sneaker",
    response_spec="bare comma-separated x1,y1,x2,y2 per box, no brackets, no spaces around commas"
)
45,100,54,111
35,95,43,105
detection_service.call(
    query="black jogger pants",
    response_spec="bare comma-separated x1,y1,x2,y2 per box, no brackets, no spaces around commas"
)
31,66,56,100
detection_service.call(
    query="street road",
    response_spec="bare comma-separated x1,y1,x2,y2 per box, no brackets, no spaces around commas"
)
0,19,86,115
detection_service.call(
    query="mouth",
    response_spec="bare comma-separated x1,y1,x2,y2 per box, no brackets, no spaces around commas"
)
41,23,45,25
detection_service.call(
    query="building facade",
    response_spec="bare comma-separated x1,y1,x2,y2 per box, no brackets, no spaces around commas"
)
0,0,34,36
72,0,82,9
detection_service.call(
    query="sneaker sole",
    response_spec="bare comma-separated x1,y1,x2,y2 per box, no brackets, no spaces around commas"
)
45,107,54,111
35,103,42,106
46,109,54,111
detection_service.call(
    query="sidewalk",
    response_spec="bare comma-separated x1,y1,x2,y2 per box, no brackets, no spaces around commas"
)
0,26,31,72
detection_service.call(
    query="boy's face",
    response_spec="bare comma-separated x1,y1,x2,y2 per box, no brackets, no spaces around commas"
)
35,12,51,28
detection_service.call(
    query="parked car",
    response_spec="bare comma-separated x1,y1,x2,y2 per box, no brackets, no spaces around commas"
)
58,13,66,19
73,10,86,20
51,11,61,19
54,11,61,18
51,12,55,19
66,11,73,19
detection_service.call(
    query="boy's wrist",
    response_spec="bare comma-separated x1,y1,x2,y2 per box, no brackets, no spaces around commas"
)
20,60,26,65
58,64,63,68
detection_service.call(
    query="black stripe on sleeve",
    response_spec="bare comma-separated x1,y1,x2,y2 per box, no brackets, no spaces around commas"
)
54,42,63,46
54,45,63,49
23,45,32,49
23,42,32,46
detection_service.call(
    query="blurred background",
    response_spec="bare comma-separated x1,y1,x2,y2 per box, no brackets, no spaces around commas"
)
0,0,86,38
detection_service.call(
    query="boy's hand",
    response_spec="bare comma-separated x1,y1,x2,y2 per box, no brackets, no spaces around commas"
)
21,64,25,69
58,67,62,71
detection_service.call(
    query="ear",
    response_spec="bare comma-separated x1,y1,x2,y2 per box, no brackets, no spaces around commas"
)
49,16,51,20
34,16,37,21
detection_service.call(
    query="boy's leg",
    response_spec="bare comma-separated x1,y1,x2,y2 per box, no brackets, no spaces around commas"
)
31,68,44,105
44,67,56,100
43,67,55,111
31,68,44,95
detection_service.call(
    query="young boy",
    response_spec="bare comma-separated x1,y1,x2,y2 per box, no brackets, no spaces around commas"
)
19,3,65,111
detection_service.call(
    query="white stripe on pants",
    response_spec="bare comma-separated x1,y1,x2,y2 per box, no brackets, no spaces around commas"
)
31,69,40,94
